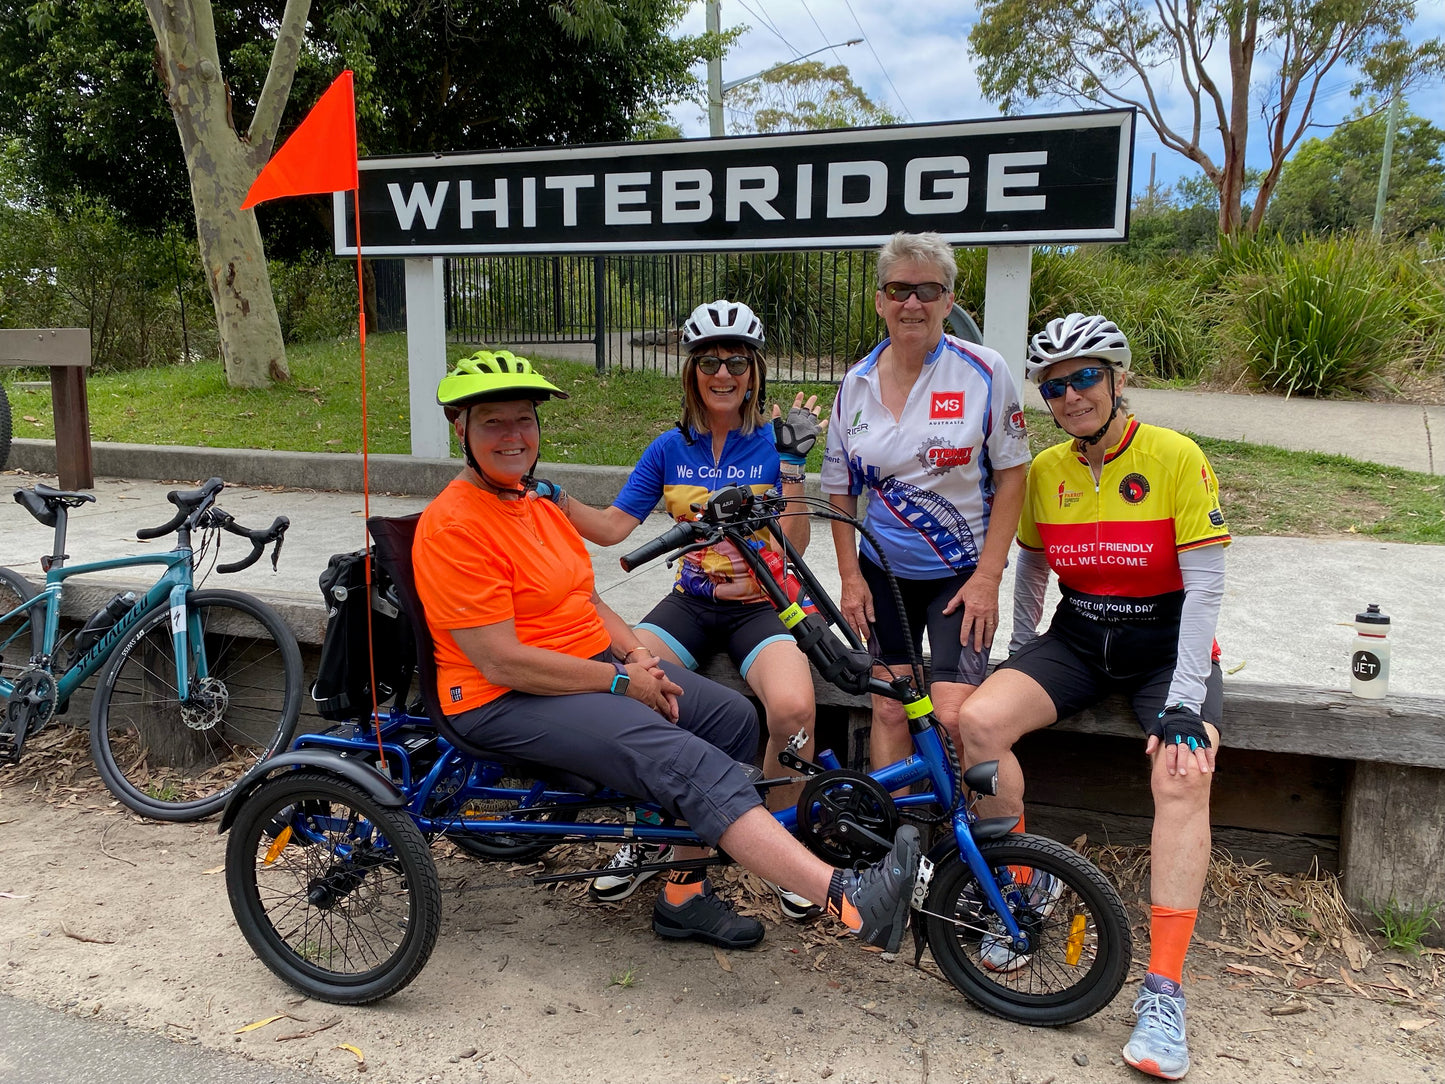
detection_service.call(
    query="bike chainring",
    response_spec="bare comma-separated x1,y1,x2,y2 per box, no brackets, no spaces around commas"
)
794,769,900,866
2,668,57,760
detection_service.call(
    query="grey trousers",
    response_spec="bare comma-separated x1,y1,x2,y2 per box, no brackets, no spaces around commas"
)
450,660,762,847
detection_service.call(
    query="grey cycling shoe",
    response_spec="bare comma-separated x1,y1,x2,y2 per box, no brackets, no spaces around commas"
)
827,825,921,953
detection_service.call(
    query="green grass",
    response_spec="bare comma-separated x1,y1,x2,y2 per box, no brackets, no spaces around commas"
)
5,333,1441,544
1368,897,1443,954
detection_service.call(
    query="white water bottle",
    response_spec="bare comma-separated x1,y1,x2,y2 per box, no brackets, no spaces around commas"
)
1350,604,1390,699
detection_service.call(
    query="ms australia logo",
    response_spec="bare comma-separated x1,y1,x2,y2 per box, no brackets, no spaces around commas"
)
929,391,965,421
1119,473,1151,504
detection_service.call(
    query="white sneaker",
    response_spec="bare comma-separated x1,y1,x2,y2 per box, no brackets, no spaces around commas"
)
979,871,1065,972
766,881,821,921
588,842,674,903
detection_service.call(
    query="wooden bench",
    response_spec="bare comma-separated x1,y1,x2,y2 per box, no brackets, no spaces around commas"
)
1,328,93,490
699,655,1445,943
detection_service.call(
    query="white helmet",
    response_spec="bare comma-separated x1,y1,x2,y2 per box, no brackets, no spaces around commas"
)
1025,313,1131,383
682,300,765,351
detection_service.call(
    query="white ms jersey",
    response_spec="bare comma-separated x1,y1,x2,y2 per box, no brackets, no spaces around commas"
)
821,334,1031,578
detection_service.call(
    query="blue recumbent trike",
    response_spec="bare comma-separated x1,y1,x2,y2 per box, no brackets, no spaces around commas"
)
219,485,1131,1025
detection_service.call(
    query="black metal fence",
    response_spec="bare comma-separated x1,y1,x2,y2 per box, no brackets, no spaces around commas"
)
373,252,982,382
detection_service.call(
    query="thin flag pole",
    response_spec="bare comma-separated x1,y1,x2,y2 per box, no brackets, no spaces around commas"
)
353,181,389,770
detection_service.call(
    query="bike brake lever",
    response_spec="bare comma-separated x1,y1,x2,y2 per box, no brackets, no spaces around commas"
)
270,533,285,571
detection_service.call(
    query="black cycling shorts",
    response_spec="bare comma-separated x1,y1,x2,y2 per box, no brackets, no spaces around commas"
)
638,592,795,680
1000,629,1224,731
859,554,989,687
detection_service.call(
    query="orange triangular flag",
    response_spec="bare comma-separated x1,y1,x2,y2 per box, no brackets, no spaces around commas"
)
241,70,357,210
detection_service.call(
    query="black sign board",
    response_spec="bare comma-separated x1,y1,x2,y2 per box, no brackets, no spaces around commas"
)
333,109,1133,255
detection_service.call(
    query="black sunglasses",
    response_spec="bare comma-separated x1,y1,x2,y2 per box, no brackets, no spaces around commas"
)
694,354,752,376
1038,366,1110,400
881,281,948,303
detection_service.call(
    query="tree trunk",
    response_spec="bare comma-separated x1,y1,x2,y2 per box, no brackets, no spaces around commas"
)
146,0,290,389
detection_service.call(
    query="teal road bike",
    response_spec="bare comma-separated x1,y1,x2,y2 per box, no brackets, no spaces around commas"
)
1,478,302,820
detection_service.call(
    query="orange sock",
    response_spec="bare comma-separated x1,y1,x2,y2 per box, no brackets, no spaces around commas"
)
662,870,706,906
1147,905,1198,984
823,870,863,932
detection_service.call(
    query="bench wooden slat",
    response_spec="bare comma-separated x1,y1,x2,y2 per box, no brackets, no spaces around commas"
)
1,328,94,490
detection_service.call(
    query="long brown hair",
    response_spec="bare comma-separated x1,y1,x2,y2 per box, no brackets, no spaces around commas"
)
679,343,767,436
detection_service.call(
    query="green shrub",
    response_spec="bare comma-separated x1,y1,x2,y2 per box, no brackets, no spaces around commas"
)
270,253,357,343
1219,235,1414,396
0,196,218,371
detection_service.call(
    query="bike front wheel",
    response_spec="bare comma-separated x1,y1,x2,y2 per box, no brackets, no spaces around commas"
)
226,770,441,1004
923,834,1131,1026
90,589,302,820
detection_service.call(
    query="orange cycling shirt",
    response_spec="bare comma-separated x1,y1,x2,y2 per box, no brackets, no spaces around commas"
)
1018,418,1230,627
414,479,611,713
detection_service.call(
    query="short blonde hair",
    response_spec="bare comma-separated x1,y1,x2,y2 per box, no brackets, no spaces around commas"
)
877,232,958,289
679,342,767,437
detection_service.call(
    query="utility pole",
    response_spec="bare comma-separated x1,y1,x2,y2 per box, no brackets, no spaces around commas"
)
707,0,724,137
1372,80,1403,240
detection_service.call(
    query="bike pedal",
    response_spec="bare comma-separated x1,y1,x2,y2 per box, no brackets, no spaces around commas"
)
910,855,935,910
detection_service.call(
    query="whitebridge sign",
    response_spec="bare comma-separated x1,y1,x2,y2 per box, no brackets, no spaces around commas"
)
332,110,1133,255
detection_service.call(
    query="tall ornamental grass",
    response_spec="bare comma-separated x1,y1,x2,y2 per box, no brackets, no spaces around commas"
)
1219,236,1417,396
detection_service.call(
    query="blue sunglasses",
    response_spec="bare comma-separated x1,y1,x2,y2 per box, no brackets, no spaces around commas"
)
1038,366,1110,401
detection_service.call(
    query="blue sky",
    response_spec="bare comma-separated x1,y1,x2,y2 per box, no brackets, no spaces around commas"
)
667,1,1445,201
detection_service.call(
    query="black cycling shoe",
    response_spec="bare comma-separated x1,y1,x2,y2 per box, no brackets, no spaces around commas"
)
832,825,921,954
652,881,766,950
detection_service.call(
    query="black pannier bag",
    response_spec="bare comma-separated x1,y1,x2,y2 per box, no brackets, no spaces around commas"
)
311,548,415,721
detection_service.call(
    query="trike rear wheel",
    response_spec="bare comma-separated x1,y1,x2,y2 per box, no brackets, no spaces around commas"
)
923,834,1131,1026
225,770,441,1004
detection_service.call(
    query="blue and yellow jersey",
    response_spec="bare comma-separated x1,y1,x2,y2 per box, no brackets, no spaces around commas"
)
613,426,782,604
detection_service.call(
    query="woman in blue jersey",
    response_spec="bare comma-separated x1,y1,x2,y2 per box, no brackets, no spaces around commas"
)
556,300,826,918
821,231,1031,770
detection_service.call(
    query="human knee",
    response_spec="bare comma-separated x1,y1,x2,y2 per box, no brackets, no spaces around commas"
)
1151,765,1213,812
956,697,1017,758
763,691,814,737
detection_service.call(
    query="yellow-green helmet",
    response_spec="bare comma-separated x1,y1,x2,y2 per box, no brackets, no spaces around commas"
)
436,350,568,409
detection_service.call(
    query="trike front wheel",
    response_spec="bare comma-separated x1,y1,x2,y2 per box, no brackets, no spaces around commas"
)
225,770,441,1004
90,589,302,820
923,834,1131,1026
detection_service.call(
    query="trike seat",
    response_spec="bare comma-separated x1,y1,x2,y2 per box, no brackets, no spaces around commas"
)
367,512,604,797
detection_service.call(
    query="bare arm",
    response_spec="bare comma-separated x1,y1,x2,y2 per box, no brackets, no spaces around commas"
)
828,493,873,640
564,498,644,547
942,462,1027,652
451,617,680,719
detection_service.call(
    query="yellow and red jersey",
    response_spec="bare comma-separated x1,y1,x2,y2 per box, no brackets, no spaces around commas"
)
1018,418,1229,623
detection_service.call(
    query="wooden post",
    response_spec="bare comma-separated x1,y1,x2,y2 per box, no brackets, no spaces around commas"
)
1341,761,1445,946
0,328,93,490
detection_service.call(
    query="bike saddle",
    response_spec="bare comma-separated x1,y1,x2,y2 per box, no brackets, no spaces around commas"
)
15,486,95,526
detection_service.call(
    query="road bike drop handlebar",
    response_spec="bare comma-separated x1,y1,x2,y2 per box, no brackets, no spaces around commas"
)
619,484,922,715
135,477,289,573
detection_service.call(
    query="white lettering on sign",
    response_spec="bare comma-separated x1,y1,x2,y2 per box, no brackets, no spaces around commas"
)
459,178,508,229
986,151,1047,212
905,156,969,214
726,167,784,221
521,176,537,228
661,169,712,224
827,161,887,218
388,181,450,230
605,172,652,225
795,163,813,219
545,175,596,227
